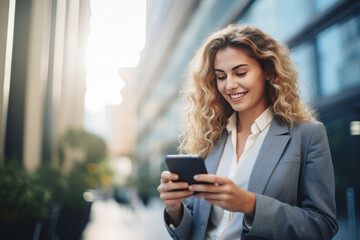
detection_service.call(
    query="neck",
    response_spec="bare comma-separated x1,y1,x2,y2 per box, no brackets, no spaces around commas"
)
236,106,268,133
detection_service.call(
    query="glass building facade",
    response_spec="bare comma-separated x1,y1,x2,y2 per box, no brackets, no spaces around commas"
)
136,0,360,238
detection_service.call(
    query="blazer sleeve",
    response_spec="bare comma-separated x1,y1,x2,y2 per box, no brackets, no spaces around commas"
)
163,196,195,240
243,122,338,240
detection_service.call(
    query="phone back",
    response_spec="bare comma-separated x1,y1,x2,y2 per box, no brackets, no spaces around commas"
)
165,155,208,185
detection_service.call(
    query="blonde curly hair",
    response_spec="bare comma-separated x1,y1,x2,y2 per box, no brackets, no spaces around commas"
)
179,24,316,158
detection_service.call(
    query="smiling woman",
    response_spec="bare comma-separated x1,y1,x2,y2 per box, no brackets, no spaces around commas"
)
214,47,268,121
157,24,338,240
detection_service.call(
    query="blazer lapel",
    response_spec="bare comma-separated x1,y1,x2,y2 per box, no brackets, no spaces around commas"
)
197,130,228,229
248,118,290,194
204,130,228,174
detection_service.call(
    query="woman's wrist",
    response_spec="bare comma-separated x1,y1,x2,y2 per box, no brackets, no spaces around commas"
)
243,191,256,217
166,203,183,227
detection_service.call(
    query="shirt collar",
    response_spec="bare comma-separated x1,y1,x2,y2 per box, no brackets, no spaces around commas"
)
226,112,237,134
226,107,273,135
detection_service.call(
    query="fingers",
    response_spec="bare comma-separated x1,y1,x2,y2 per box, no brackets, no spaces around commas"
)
194,192,221,200
160,190,193,201
158,171,192,194
194,174,230,185
158,181,189,193
161,171,178,183
158,171,194,211
189,175,235,196
188,183,219,193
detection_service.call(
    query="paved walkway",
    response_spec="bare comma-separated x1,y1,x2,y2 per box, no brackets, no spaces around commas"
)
82,198,171,240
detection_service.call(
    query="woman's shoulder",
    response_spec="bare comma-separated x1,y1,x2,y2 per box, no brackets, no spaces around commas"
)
293,120,323,128
291,120,326,138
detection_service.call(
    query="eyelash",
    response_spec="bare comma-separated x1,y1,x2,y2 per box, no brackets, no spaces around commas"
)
216,72,246,80
236,72,246,77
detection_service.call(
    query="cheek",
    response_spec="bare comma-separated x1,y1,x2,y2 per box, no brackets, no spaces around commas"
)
259,80,267,94
249,76,266,93
216,81,224,92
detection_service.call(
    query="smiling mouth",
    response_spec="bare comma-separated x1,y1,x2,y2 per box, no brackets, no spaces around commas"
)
229,91,248,100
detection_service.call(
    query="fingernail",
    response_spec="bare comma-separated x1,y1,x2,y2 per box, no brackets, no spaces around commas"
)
188,186,193,190
173,175,178,180
194,175,198,180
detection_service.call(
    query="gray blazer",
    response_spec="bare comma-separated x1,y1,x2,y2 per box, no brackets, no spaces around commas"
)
164,118,338,240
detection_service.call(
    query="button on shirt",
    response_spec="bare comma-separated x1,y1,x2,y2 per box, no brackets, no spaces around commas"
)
205,108,273,240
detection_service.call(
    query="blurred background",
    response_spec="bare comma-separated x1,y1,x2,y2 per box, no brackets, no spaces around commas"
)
0,0,359,239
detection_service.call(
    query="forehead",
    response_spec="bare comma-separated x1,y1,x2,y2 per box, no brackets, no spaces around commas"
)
214,46,257,69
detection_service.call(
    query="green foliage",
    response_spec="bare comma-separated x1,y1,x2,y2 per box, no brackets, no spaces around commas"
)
0,128,111,221
135,164,161,199
0,128,111,225
97,159,114,177
0,160,51,222
36,128,110,209
56,128,111,207
35,162,94,209
59,163,90,208
34,164,64,204
58,128,107,165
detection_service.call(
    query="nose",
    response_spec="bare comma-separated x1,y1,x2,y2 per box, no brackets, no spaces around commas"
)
226,75,238,90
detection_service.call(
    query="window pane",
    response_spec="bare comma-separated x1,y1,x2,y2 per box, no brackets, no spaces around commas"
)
237,0,341,41
291,42,318,102
317,14,360,96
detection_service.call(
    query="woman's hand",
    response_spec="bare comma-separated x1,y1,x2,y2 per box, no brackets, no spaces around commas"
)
157,171,194,226
189,174,256,216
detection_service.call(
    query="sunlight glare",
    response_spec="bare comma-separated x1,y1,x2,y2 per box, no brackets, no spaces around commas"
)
85,0,146,113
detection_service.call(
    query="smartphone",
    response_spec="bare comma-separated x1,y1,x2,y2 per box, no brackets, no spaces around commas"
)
165,154,209,185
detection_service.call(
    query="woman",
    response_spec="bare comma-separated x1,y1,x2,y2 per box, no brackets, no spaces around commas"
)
157,24,338,240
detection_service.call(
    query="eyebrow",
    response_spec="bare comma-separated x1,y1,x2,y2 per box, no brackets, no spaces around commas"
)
214,64,248,72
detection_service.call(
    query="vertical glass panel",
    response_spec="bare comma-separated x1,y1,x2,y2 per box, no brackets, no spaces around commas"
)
321,107,360,240
317,14,360,96
291,42,318,102
322,114,351,240
237,0,341,42
315,0,340,12
351,110,360,238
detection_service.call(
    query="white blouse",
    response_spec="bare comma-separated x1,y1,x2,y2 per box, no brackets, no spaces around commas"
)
205,107,273,240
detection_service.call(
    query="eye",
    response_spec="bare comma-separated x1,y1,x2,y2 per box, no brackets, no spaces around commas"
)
235,72,246,77
216,75,226,80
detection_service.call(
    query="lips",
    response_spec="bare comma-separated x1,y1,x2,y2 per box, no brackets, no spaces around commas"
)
229,91,248,100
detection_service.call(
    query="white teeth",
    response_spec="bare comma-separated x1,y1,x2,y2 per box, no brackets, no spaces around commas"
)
230,92,246,99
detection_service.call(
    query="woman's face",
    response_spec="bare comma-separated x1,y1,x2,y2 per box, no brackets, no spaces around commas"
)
214,46,268,117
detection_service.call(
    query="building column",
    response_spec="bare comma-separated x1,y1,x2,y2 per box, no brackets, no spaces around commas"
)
0,0,15,158
2,0,89,170
4,0,33,163
56,0,89,139
23,0,53,171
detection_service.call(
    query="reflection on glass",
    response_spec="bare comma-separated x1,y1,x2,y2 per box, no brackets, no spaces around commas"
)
237,0,340,42
291,42,318,102
322,114,350,239
315,0,340,12
317,14,360,96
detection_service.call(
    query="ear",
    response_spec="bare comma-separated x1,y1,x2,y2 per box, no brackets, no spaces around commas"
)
264,68,274,81
264,73,270,81
262,65,272,81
